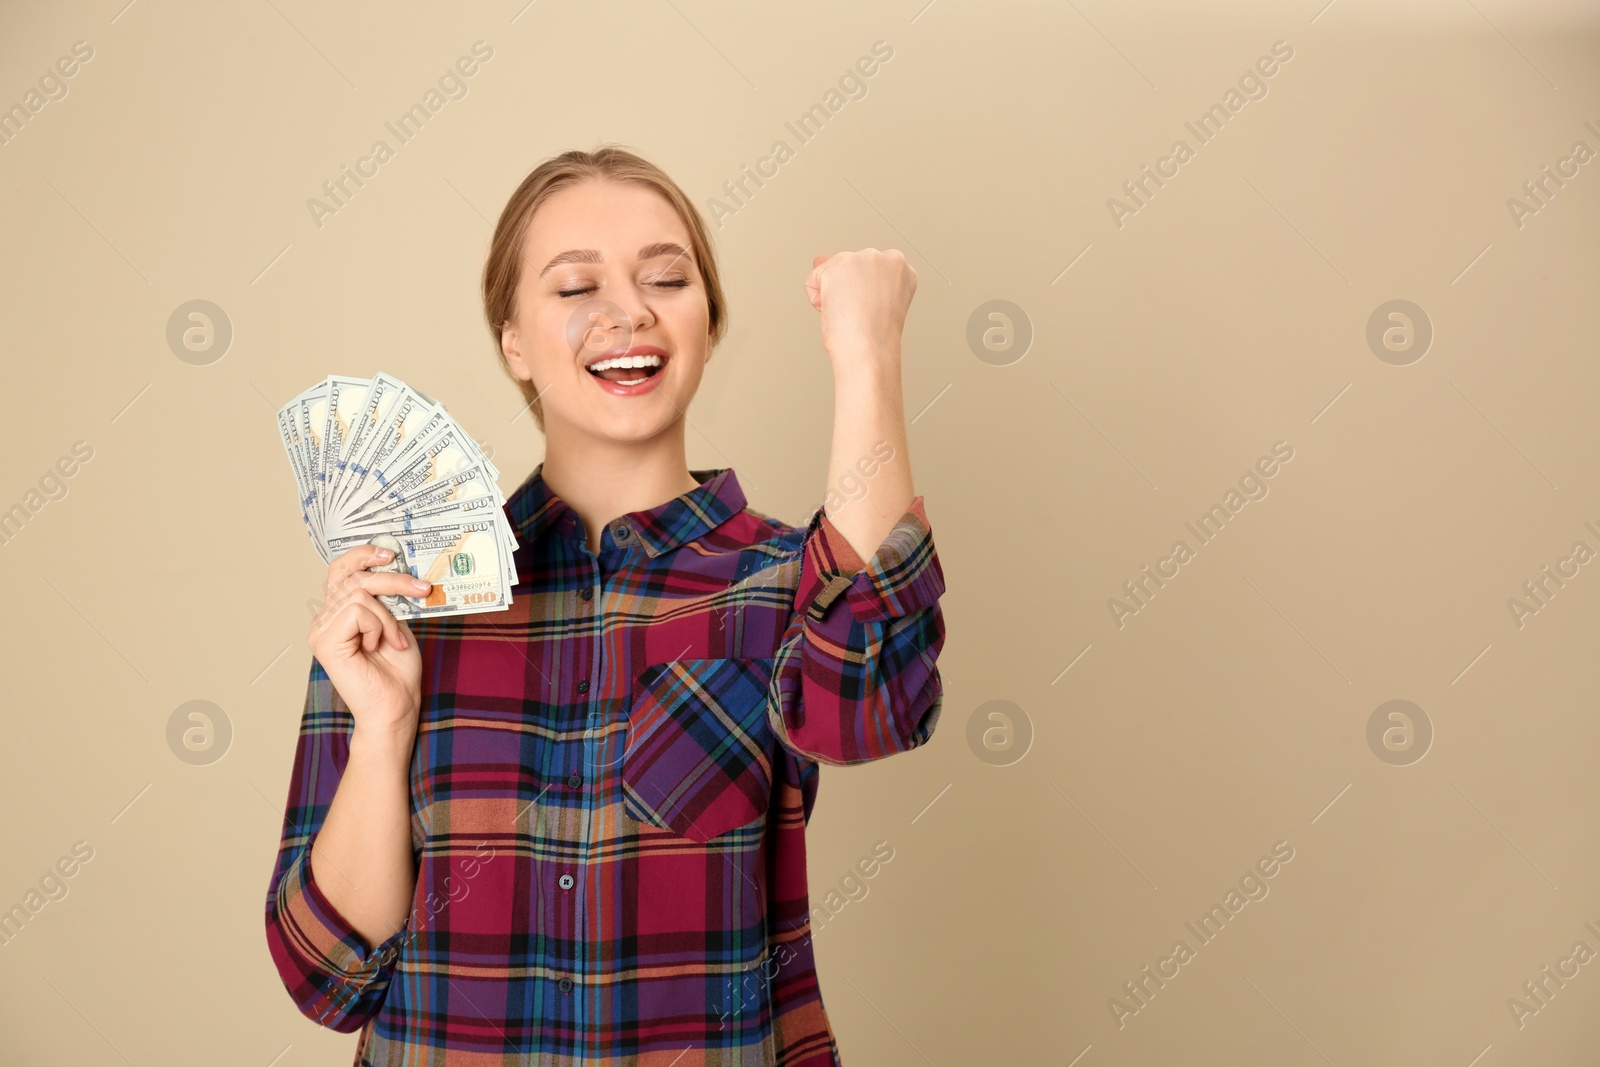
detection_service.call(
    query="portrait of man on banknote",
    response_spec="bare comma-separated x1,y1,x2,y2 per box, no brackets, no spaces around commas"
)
365,533,410,615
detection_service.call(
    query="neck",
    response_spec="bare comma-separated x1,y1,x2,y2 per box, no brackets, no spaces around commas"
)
539,421,701,553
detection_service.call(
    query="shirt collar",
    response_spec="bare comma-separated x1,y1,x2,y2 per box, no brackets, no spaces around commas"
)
505,461,747,558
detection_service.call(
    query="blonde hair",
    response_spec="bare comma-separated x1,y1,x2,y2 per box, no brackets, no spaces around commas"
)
482,144,729,432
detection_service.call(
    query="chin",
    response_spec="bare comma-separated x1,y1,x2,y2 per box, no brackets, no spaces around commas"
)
587,408,678,443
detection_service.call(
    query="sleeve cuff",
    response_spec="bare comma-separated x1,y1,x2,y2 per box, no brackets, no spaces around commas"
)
800,495,944,625
275,835,407,985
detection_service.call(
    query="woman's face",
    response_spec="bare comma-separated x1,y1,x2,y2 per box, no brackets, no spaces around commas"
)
500,178,712,443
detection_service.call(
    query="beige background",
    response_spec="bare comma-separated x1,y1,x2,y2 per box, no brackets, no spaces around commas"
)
1,0,1597,1063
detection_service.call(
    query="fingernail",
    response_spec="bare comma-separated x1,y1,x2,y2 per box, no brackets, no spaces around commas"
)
412,579,431,592
375,547,394,561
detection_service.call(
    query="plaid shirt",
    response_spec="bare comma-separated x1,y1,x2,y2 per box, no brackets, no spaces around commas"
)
264,462,947,1065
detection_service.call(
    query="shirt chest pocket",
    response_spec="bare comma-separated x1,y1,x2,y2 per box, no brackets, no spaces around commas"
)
622,657,778,842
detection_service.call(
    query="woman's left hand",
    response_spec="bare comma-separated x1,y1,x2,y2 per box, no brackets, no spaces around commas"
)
805,248,917,369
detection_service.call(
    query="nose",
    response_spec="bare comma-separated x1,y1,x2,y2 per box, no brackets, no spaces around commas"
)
571,303,651,364
609,271,659,334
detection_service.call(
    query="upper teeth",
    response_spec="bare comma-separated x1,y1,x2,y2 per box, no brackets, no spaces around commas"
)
588,354,663,372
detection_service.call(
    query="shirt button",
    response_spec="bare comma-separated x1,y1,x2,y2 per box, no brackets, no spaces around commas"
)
614,524,631,540
577,680,590,693
558,976,574,993
579,587,593,601
558,873,575,890
567,771,583,788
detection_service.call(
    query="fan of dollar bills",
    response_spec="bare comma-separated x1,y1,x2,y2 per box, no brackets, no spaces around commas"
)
276,372,518,619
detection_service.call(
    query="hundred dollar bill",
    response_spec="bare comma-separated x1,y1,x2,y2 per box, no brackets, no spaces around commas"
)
340,517,519,578
339,477,520,564
316,375,371,533
364,393,499,502
339,462,503,532
276,402,323,559
287,384,332,552
280,371,518,618
333,386,442,516
329,371,404,515
297,384,330,525
336,418,513,565
325,516,514,619
340,423,484,526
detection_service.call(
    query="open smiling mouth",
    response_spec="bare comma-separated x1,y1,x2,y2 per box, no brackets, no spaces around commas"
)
585,352,668,389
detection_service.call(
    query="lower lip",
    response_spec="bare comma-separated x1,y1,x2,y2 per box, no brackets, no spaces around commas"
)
587,360,668,397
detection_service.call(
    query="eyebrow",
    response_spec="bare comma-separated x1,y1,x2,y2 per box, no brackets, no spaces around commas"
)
538,242,694,277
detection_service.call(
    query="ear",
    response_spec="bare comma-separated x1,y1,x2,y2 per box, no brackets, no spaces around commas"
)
501,324,531,382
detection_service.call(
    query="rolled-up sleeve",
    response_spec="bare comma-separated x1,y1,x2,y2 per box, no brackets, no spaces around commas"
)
767,495,947,765
263,659,406,1033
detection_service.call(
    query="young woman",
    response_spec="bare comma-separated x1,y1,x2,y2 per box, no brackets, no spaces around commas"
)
264,145,948,1066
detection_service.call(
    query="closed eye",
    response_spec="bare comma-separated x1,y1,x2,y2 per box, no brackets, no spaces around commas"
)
557,279,691,299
